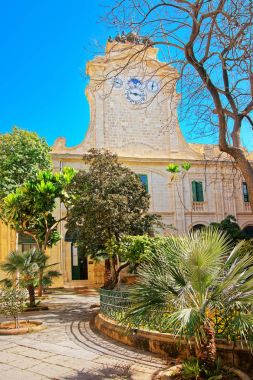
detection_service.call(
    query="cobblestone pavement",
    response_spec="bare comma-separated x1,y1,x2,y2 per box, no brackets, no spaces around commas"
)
0,290,167,379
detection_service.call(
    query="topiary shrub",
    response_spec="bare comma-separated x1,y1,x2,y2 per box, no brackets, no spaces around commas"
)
0,287,28,328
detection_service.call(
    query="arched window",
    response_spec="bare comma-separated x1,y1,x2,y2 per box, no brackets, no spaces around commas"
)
65,231,88,281
190,224,206,233
242,225,253,239
18,233,37,252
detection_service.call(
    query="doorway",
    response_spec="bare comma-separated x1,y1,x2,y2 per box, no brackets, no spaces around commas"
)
71,244,88,280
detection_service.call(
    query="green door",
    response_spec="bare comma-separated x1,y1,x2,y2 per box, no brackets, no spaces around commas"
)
71,244,88,280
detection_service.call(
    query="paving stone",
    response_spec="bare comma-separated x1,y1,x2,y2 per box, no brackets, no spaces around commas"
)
0,341,17,351
11,357,42,370
4,368,46,380
0,351,25,363
5,346,52,359
0,291,166,379
29,362,76,378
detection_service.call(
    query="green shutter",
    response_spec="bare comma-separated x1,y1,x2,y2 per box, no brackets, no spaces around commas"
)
192,181,197,202
196,181,204,202
192,181,204,202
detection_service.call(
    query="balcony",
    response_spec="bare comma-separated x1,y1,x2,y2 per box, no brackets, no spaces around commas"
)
243,202,251,212
192,202,205,212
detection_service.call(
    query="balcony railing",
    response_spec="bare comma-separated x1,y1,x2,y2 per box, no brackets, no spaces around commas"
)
243,202,251,212
192,201,205,212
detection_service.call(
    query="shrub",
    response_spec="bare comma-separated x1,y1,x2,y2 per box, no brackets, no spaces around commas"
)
0,287,28,328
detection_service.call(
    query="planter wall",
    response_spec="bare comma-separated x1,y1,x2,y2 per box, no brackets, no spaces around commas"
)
0,320,45,335
95,313,253,374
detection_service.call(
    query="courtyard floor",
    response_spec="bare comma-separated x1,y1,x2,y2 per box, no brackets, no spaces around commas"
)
0,289,167,379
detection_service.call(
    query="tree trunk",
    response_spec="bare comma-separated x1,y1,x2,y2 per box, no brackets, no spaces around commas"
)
103,258,112,286
37,269,43,298
102,257,118,289
27,284,36,307
102,258,130,290
198,323,217,367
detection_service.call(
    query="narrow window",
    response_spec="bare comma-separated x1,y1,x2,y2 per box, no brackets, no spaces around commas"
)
18,233,37,252
192,181,204,202
242,182,249,202
138,174,148,192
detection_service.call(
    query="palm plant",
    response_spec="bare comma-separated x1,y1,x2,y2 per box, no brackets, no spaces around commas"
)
32,250,60,296
0,250,61,306
126,229,253,367
1,250,39,307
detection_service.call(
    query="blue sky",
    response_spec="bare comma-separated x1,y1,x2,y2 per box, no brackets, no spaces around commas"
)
0,0,252,151
0,0,109,146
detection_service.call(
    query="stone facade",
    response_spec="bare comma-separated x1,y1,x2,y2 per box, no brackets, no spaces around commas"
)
0,42,252,288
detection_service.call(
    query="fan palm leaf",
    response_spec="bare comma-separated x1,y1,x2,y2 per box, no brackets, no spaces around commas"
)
125,229,253,365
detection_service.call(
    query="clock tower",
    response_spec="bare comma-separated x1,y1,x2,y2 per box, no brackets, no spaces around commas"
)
83,39,192,159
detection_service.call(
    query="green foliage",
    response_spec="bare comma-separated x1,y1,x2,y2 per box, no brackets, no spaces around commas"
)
105,235,153,267
182,162,192,171
1,167,76,251
41,270,61,289
1,250,61,304
182,358,201,379
238,239,253,257
1,250,39,287
67,149,159,257
0,127,52,199
182,358,224,380
0,287,28,327
166,163,180,173
125,229,253,361
107,235,172,267
166,162,191,182
210,215,243,244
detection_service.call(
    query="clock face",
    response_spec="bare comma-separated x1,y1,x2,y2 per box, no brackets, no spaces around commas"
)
125,87,146,104
112,76,123,88
128,77,144,89
146,79,159,93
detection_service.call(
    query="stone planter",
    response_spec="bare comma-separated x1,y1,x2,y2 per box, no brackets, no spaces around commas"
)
95,313,253,374
0,320,45,335
157,365,251,380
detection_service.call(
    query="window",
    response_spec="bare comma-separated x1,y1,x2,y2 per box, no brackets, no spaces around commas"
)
242,182,249,202
18,233,37,253
192,181,204,202
138,174,148,192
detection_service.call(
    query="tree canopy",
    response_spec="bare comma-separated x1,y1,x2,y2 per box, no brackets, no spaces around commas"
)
67,149,159,255
1,167,76,252
0,127,52,199
66,149,160,288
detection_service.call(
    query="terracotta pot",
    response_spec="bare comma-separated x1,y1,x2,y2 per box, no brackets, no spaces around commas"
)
0,320,45,335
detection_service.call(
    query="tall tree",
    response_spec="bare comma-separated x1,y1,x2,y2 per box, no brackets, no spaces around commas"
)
106,0,253,211
0,127,52,199
66,149,160,289
0,168,76,296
